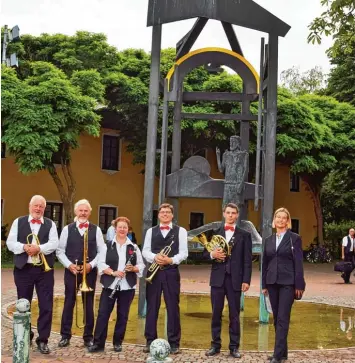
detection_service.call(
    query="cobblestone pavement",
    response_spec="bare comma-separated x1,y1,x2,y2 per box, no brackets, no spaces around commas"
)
2,263,355,363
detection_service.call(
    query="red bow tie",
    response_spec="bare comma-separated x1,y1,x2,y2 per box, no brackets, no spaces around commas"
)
79,223,89,229
31,219,42,224
160,226,170,231
225,226,235,232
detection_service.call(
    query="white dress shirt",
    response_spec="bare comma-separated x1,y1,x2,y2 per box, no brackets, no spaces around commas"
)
211,224,236,259
342,235,354,252
98,237,145,290
106,225,115,242
276,230,287,250
56,221,105,269
142,223,188,265
6,215,59,263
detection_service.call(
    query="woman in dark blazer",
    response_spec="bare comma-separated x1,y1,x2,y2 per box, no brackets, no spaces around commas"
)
262,207,305,363
88,217,145,353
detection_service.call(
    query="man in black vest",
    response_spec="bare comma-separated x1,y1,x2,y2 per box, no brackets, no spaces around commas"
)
56,199,105,348
142,203,188,354
6,195,59,354
204,203,252,359
341,228,355,284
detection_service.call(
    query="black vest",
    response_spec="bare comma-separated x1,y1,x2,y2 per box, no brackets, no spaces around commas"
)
65,223,98,264
150,225,179,269
345,236,354,255
15,216,54,269
100,241,137,288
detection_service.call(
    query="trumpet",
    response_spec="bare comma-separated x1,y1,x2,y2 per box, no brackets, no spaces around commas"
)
75,229,93,329
26,233,52,272
109,245,137,299
145,237,174,284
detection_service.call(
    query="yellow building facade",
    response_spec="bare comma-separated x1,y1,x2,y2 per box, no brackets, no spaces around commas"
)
1,129,317,248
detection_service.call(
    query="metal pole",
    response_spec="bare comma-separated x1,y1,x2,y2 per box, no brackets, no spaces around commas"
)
254,37,265,211
13,299,31,363
139,24,162,318
170,66,183,223
262,34,278,240
158,79,170,205
2,25,8,64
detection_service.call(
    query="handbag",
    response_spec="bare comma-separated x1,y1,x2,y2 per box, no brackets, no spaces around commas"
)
290,236,305,300
334,261,353,273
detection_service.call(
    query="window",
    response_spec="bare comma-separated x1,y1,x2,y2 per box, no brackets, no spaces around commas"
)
45,202,63,233
152,209,158,227
99,206,117,234
1,143,6,159
102,135,121,171
189,212,204,230
290,173,300,192
291,219,299,234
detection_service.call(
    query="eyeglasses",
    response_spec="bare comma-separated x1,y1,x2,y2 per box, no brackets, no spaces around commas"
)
159,211,172,214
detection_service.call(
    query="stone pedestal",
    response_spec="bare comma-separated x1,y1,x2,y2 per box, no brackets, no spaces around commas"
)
13,298,31,363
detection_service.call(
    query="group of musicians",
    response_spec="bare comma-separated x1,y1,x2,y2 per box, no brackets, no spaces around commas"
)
7,195,305,363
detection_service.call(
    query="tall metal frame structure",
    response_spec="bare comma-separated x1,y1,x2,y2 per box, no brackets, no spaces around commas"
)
139,0,290,323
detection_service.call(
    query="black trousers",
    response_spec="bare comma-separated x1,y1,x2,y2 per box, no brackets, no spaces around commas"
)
210,274,241,350
145,268,181,348
342,253,355,283
60,268,97,341
93,288,135,348
14,264,54,343
267,284,295,360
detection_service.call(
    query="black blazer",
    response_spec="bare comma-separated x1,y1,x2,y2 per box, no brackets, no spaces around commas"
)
203,224,252,292
262,230,305,290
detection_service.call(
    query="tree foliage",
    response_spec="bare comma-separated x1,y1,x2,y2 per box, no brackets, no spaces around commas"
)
280,66,327,95
1,62,103,223
309,1,355,105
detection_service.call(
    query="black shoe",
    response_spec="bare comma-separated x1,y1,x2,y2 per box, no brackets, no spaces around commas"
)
230,349,241,358
58,338,70,347
345,281,352,284
143,344,150,353
270,359,283,363
205,347,220,356
83,339,93,347
268,355,287,361
36,341,50,354
170,347,181,354
113,344,122,352
87,344,104,352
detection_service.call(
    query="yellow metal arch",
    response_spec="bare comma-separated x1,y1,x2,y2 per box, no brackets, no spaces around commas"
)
166,47,260,91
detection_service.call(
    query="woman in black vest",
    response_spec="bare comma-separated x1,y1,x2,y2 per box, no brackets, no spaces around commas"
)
262,207,305,363
88,217,145,353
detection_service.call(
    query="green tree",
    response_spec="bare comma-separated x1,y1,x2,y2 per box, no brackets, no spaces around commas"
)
276,94,355,244
308,1,355,105
280,66,327,95
1,63,103,223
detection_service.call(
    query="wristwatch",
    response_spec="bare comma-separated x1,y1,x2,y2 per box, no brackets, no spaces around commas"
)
110,271,114,276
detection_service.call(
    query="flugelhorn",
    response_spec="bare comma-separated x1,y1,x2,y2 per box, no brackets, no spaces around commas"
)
145,237,174,284
26,233,52,272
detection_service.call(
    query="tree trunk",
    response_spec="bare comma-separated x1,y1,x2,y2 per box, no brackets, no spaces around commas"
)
48,160,76,225
303,178,324,245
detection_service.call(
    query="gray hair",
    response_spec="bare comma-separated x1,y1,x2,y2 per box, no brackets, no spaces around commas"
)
29,195,46,207
74,199,92,212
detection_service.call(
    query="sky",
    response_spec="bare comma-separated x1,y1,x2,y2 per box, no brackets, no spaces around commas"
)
2,0,334,76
